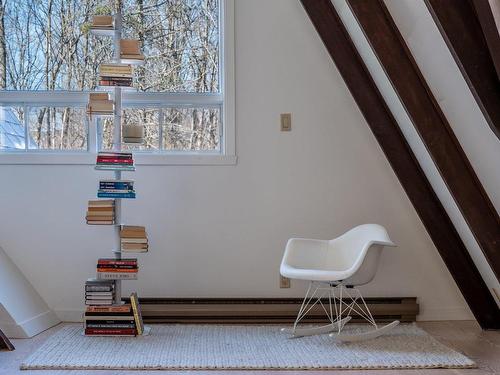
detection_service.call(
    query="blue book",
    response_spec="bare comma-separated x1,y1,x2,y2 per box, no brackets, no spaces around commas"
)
97,192,136,199
99,183,134,190
95,165,136,171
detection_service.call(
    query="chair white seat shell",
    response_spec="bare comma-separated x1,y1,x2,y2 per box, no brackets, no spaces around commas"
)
280,224,398,341
281,224,395,284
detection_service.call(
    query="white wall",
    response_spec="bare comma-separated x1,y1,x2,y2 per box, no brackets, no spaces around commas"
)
0,0,471,322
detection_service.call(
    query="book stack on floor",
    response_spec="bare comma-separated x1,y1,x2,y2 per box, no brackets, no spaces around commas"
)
84,293,143,336
85,279,115,305
99,63,133,87
97,258,138,280
90,15,113,32
120,39,145,62
120,225,148,253
86,200,115,225
95,151,135,171
87,93,113,117
98,179,136,199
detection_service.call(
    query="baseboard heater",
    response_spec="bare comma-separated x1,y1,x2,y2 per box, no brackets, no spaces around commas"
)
121,297,419,324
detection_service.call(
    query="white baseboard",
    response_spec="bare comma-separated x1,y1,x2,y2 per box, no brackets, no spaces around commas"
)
55,309,84,323
1,310,60,338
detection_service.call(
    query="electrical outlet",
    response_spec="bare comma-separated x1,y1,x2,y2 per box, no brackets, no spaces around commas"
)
281,113,292,131
280,275,291,288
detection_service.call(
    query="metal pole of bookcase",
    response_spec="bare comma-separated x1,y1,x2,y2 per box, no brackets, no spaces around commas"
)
113,9,123,305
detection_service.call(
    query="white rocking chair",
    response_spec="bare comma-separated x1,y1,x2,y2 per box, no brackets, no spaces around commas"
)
280,224,398,342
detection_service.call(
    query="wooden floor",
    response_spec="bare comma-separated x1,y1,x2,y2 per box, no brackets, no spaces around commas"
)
0,321,499,374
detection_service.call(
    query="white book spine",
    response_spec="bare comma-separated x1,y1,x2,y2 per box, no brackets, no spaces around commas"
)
97,272,138,280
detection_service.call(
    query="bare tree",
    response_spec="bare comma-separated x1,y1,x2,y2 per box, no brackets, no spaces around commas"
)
0,0,6,89
2,0,221,151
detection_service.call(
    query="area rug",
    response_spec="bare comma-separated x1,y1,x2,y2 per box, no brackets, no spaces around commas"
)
21,324,475,370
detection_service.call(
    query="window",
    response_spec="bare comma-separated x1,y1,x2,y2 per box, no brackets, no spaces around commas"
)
0,0,235,164
28,107,88,150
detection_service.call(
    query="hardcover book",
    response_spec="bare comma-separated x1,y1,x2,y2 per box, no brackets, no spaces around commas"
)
130,292,144,335
97,272,138,280
84,314,135,324
85,328,136,336
88,199,115,206
98,258,137,266
97,191,136,199
86,305,131,313
91,15,113,28
121,238,148,244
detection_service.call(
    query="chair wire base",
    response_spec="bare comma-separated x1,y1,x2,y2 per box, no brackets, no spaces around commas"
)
283,281,399,341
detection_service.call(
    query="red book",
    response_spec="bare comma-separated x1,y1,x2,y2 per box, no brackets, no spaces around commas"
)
85,328,136,336
98,153,133,158
97,268,138,273
97,158,133,164
86,305,131,313
99,80,132,87
98,259,137,266
97,156,133,160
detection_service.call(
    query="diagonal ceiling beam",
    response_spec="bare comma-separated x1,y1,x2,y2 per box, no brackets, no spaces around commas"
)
347,0,500,283
299,0,500,329
471,0,500,80
425,0,500,140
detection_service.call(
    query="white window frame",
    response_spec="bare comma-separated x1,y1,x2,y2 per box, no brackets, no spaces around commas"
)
0,0,235,166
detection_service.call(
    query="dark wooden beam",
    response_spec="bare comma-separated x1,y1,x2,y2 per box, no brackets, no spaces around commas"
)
0,328,14,351
347,0,500,282
299,0,500,329
425,0,500,140
471,0,500,80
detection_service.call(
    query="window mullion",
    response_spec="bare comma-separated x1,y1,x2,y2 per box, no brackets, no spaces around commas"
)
158,108,164,151
87,114,97,153
23,104,29,151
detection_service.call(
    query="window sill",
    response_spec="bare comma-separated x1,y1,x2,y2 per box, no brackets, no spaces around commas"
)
0,153,237,166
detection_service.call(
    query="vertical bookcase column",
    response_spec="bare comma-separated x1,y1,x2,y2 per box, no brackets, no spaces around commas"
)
113,9,122,304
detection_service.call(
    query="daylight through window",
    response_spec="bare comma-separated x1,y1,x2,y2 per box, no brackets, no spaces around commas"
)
0,0,225,154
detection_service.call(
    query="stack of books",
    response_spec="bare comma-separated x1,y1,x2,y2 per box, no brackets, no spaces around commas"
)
98,180,136,199
120,39,145,61
120,226,148,252
84,305,135,336
99,63,133,87
90,15,114,31
85,279,115,305
95,151,135,170
123,124,144,144
86,200,115,225
97,258,138,280
84,293,144,336
87,93,113,117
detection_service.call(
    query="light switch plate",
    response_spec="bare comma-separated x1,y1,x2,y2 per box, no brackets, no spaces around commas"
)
281,113,292,131
280,275,291,288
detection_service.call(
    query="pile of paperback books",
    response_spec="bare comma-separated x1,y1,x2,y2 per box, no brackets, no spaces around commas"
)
95,152,134,171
